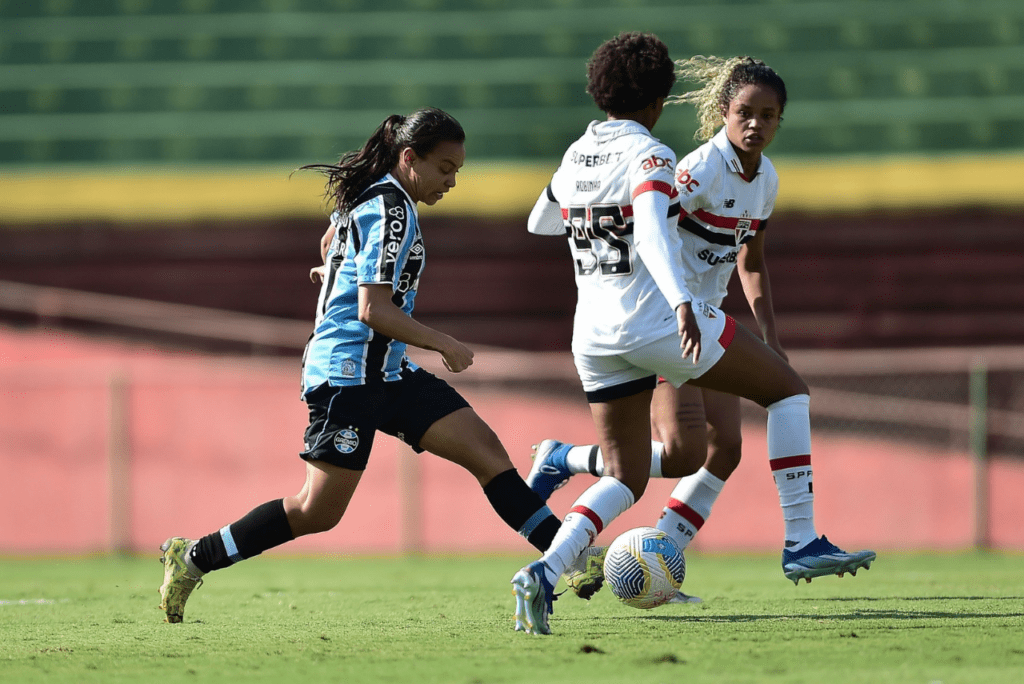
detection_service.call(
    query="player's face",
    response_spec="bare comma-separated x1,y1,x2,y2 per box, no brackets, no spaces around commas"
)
406,140,465,206
723,84,782,162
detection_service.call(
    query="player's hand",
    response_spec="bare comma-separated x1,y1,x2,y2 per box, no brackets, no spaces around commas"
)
676,302,702,364
438,335,475,373
309,265,326,283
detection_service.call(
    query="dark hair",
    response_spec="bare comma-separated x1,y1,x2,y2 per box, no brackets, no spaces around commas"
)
670,56,787,141
586,32,676,115
302,107,465,214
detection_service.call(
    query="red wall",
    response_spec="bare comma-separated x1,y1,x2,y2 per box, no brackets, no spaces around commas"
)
2,326,1022,556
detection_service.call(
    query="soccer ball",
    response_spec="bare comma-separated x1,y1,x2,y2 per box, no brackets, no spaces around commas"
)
603,526,685,609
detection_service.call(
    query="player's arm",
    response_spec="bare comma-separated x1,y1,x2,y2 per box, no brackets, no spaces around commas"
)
357,284,473,372
737,227,786,360
632,186,701,362
527,185,567,236
309,222,337,283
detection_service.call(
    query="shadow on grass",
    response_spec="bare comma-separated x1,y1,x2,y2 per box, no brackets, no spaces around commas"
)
604,596,1024,623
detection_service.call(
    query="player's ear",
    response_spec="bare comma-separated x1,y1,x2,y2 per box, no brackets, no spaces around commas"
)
401,147,417,165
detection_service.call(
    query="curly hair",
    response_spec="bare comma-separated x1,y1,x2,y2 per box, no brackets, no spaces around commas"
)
300,107,465,214
586,32,676,115
668,55,787,141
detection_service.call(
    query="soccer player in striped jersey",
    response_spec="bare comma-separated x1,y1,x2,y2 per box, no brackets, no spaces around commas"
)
158,108,563,624
511,38,875,635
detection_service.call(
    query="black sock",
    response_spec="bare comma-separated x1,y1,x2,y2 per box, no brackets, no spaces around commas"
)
483,468,561,552
189,499,295,573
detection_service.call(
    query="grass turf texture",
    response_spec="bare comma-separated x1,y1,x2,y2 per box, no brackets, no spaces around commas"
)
2,552,1023,684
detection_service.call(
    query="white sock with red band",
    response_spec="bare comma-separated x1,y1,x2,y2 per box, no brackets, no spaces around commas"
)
538,476,634,583
767,394,817,550
656,467,725,551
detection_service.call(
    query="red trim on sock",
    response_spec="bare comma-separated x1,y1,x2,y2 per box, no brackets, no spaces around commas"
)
666,498,705,530
569,505,604,535
770,454,812,471
718,315,736,349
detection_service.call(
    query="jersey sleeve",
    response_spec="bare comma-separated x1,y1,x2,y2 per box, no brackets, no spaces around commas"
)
527,183,568,236
353,194,416,290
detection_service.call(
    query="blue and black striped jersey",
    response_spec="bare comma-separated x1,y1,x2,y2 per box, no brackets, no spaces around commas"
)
302,174,425,392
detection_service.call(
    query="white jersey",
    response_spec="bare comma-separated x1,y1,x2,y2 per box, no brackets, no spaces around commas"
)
533,120,685,356
675,127,779,307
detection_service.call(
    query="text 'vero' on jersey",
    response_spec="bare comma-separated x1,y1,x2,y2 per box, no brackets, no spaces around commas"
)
539,119,683,356
675,127,779,307
302,174,424,393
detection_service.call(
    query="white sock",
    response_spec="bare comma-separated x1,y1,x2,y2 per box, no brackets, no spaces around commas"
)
656,467,725,550
538,477,634,583
564,441,664,478
767,394,817,550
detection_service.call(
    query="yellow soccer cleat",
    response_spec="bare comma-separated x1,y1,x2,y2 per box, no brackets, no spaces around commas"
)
158,537,203,623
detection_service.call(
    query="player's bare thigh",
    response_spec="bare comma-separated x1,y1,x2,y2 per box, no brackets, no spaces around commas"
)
688,322,807,407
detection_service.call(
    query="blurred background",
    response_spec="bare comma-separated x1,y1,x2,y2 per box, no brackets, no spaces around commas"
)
2,0,1023,557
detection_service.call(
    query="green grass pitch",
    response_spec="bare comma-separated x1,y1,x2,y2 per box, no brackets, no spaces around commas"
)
2,551,1023,684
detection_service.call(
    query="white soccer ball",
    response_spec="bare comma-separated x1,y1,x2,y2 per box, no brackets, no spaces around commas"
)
603,526,685,609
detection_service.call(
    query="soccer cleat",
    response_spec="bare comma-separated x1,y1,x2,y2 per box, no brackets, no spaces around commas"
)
525,439,574,501
511,561,556,635
667,590,703,604
158,537,203,623
564,545,607,600
782,535,876,586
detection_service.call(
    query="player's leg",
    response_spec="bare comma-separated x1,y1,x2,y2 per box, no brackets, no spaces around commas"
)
513,388,652,634
160,460,362,623
688,323,876,583
158,382,373,623
656,390,739,554
393,368,561,553
417,406,562,553
524,378,696,500
651,381,710,478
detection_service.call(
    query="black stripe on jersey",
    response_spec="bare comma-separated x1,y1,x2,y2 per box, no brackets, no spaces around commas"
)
546,183,557,203
364,329,394,385
679,216,739,246
667,202,681,219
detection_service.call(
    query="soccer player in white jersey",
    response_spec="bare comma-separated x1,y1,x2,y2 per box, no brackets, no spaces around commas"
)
156,108,565,624
511,35,876,636
525,56,876,605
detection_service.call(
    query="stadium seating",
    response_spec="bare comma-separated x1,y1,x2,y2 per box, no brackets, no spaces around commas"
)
1,0,1022,164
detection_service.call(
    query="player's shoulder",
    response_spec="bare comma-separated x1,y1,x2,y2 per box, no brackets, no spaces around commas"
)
677,138,722,178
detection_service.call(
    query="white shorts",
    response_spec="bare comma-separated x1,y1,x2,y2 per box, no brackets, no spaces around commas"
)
574,303,736,403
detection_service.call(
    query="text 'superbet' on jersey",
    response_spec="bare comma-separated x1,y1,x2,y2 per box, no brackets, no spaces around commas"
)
302,174,425,392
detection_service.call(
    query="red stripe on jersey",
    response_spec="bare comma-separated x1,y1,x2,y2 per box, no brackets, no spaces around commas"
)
631,180,678,200
769,454,812,471
666,498,705,530
569,505,604,535
719,315,736,349
561,208,569,219
694,209,761,231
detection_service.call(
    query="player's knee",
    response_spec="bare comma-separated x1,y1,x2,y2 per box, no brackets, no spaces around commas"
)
660,436,706,479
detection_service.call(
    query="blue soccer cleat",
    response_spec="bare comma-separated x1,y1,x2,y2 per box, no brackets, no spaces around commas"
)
511,561,556,635
782,535,876,585
525,439,573,501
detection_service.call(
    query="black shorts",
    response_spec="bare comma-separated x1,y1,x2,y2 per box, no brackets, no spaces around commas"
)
300,367,470,470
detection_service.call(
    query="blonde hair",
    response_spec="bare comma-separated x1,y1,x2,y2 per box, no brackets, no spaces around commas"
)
668,55,787,142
